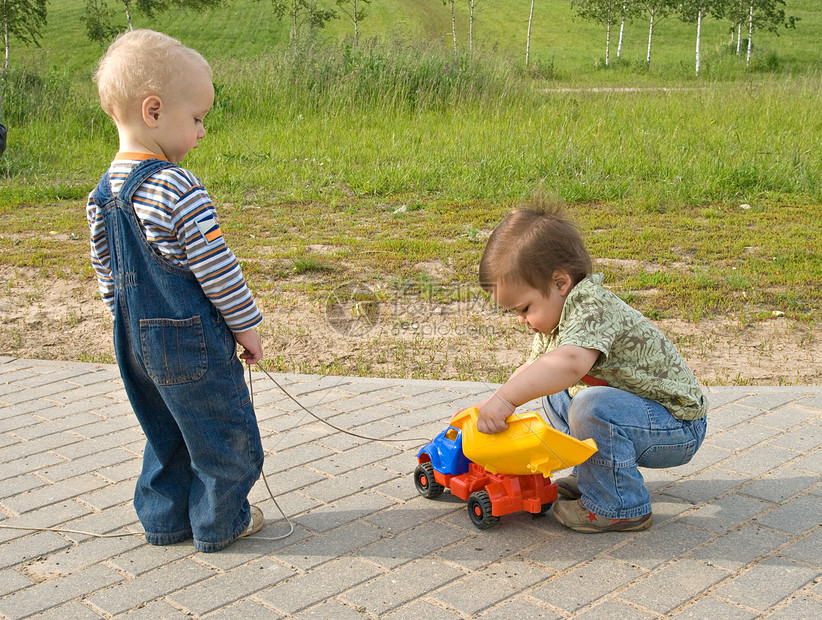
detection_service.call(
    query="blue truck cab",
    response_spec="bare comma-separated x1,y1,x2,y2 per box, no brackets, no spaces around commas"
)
416,424,470,475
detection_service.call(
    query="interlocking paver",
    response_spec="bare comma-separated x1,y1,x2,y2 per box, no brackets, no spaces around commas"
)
1,474,108,514
666,597,758,619
677,493,771,534
713,556,820,612
167,558,294,616
476,597,561,619
755,494,822,535
343,558,465,615
255,557,382,615
618,558,730,615
0,567,34,597
608,522,714,570
17,601,105,620
0,564,122,619
85,558,215,616
1,361,822,618
277,520,386,570
691,524,791,571
529,558,644,613
571,599,656,620
430,559,549,616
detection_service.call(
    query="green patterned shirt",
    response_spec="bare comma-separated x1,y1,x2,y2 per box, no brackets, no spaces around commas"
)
528,273,708,420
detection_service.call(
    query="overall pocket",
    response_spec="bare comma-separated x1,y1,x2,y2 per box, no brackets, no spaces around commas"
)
140,316,207,385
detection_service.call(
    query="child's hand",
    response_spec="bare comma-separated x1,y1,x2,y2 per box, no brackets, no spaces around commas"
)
234,328,263,365
476,393,515,434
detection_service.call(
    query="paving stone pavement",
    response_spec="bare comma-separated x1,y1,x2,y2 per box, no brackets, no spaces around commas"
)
1,356,822,619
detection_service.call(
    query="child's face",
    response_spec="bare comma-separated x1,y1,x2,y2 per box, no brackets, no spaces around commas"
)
154,64,214,163
493,275,569,335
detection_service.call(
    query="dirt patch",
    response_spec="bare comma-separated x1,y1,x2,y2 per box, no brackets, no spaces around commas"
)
1,266,818,385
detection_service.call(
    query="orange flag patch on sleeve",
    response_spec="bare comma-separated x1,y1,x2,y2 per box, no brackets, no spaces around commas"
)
196,216,223,245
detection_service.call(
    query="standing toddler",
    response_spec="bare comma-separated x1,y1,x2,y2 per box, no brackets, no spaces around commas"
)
88,30,265,552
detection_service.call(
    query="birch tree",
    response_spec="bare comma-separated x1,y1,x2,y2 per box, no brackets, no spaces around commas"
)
743,0,798,66
637,0,671,68
2,0,47,71
83,0,224,43
616,1,642,59
443,0,457,58
525,0,535,67
468,0,476,55
725,0,747,53
255,1,338,44
572,0,618,66
335,0,372,46
677,0,724,74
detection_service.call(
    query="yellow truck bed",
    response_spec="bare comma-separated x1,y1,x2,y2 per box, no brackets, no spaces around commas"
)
451,408,597,477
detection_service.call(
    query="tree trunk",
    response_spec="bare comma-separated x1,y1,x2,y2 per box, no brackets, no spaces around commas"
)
450,0,457,58
125,4,134,31
354,0,359,46
617,3,626,59
605,17,611,66
646,8,655,66
3,7,9,72
469,0,474,55
695,8,703,74
526,0,535,67
746,0,754,66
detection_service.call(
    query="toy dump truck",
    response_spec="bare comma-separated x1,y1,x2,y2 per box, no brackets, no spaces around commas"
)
414,408,597,529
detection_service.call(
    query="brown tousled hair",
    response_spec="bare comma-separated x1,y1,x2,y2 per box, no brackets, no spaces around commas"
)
479,194,591,296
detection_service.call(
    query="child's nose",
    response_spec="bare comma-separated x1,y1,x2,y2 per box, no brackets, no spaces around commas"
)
517,314,527,325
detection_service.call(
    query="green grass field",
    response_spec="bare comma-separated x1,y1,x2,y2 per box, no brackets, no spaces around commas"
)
0,0,820,378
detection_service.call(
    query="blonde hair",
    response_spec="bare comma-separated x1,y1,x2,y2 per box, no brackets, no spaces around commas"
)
94,29,212,120
479,193,591,295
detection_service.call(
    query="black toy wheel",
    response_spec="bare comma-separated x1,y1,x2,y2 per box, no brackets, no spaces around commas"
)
467,490,499,530
414,462,444,499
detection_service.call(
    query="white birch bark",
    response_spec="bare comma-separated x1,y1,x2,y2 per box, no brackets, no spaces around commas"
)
469,0,474,54
646,8,655,66
354,0,359,46
617,3,626,59
526,0,535,66
450,0,457,58
746,0,754,65
3,8,9,72
605,16,611,66
695,7,703,74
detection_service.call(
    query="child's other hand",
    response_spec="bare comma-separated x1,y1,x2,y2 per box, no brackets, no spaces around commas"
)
476,393,515,434
235,328,263,365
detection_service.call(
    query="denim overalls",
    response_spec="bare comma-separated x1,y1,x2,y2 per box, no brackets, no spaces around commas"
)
543,388,707,519
92,159,264,552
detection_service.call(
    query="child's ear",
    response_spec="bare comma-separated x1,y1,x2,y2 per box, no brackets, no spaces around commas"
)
553,270,574,296
141,96,162,127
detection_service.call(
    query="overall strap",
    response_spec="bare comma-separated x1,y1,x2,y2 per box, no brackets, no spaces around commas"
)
91,158,176,207
119,158,177,204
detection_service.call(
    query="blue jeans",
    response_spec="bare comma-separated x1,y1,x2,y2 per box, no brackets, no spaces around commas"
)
543,387,707,519
93,159,264,552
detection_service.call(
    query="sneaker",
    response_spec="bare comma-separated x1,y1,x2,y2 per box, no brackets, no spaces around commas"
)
240,505,264,538
552,499,652,533
556,474,581,500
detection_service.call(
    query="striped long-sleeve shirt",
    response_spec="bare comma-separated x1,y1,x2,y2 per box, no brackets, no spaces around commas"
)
87,154,262,332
